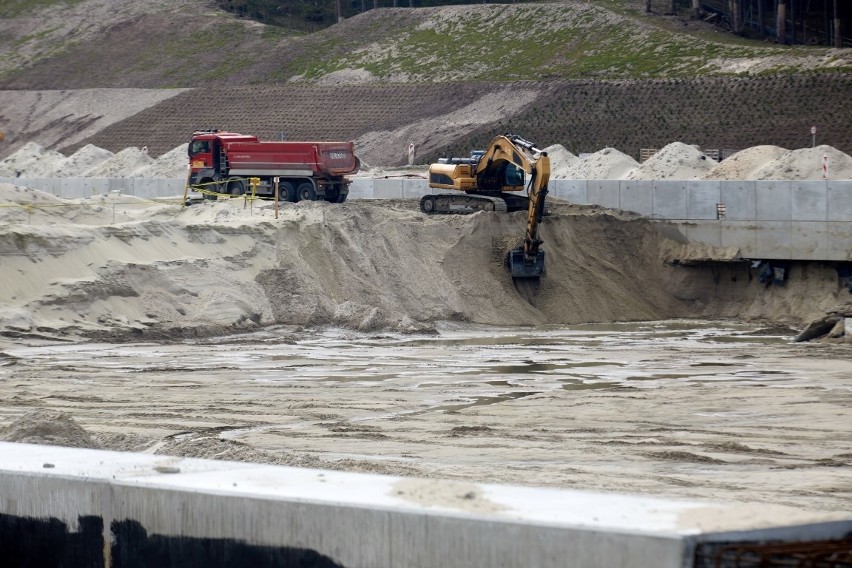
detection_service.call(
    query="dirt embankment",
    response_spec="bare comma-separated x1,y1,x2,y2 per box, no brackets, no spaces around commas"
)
0,187,847,341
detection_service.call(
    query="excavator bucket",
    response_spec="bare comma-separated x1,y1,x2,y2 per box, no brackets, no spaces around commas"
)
507,248,545,279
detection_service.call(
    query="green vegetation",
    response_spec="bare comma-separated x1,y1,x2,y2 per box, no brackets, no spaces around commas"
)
272,2,850,83
0,0,83,18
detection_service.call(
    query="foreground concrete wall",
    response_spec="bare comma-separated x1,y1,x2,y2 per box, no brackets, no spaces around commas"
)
3,177,851,260
1,443,850,568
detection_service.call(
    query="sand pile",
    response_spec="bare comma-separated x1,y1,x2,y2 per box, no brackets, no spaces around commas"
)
0,409,98,449
626,142,716,180
559,147,638,180
702,145,788,180
543,144,579,178
82,147,155,177
2,138,850,180
131,144,189,178
0,142,63,177
50,144,114,177
0,142,185,178
752,145,852,181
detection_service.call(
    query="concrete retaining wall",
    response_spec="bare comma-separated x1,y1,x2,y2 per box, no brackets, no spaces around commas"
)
3,177,851,260
1,443,850,568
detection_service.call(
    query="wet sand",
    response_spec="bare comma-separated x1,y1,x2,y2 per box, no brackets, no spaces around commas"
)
1,320,850,515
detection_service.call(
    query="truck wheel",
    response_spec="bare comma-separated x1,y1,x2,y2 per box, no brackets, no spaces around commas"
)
334,193,348,203
280,182,297,203
297,182,316,201
227,178,245,196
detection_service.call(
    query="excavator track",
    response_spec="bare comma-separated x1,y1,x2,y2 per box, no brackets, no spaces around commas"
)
420,193,509,215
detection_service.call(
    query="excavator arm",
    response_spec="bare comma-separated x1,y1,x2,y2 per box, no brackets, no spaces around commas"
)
505,139,550,278
425,133,551,278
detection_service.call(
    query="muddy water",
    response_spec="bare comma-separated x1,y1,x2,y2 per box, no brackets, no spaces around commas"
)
1,320,850,513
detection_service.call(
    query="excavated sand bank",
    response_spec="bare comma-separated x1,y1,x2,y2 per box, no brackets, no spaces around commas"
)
0,185,847,340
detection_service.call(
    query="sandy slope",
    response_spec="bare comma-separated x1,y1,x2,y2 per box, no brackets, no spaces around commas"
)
1,185,849,342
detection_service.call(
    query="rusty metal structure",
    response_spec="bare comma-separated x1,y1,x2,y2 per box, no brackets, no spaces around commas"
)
697,0,850,46
694,537,852,567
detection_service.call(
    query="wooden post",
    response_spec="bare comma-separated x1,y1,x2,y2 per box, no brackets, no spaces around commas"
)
646,0,652,13
274,177,279,219
692,0,701,18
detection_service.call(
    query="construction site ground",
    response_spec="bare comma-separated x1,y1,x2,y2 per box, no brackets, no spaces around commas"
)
0,194,850,521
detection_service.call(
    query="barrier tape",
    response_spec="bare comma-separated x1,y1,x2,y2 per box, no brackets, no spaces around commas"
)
183,177,281,206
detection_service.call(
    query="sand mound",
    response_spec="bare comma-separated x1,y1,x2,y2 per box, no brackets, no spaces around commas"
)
560,147,638,180
543,144,579,178
702,145,788,180
626,142,716,180
752,145,852,181
0,409,98,449
0,142,63,177
50,144,115,177
3,139,850,182
82,147,155,177
131,144,189,178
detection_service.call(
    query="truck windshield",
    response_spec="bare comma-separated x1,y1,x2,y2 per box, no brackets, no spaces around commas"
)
189,140,211,156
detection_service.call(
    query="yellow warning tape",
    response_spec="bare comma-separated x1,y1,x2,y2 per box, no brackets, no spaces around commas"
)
183,177,279,206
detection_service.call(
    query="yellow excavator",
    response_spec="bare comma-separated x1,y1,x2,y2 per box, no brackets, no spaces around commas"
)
422,134,550,278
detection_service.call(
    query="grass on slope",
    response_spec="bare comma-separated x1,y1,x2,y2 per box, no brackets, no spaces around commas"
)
0,0,83,18
280,2,850,83
1,0,849,88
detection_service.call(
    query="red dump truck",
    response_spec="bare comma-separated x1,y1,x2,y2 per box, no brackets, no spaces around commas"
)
187,129,360,203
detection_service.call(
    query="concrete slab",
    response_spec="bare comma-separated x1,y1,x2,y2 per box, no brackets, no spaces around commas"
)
653,181,688,220
720,181,756,221
548,180,588,204
752,221,793,259
679,221,722,248
402,178,429,199
348,178,373,199
755,181,792,221
687,180,721,220
791,221,829,261
791,181,828,222
619,180,653,216
373,179,404,199
828,181,852,222
587,180,620,209
1,443,848,568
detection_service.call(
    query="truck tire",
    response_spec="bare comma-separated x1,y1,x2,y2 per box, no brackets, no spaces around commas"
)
227,178,245,196
297,182,316,201
280,182,297,203
334,193,348,203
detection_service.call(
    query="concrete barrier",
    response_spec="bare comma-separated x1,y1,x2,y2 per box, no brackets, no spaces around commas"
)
0,442,849,568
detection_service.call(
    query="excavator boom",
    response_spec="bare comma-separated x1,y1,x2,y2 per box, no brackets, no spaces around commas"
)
507,141,550,279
